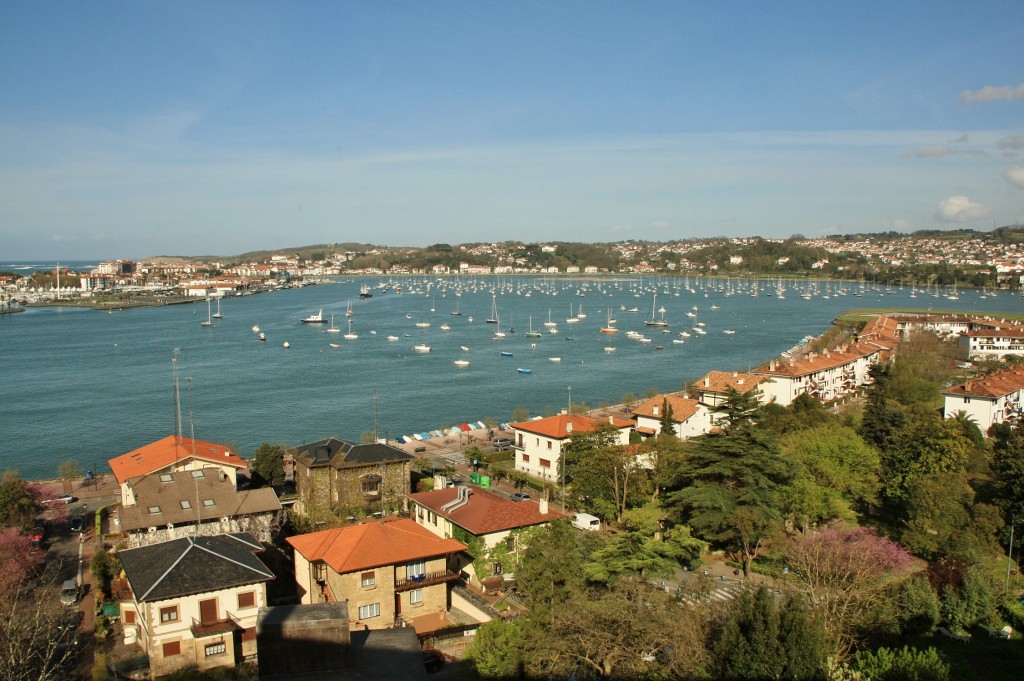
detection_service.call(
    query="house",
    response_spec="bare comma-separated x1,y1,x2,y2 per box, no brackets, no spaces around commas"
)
109,435,249,504
943,366,1024,433
958,326,1024,360
291,437,415,515
691,371,770,408
117,533,275,677
508,413,632,483
408,485,563,587
632,393,712,439
286,518,467,633
752,342,887,406
115,468,282,547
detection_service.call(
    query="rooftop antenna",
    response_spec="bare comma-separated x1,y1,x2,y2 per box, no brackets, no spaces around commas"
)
172,349,182,442
187,376,197,458
373,390,379,442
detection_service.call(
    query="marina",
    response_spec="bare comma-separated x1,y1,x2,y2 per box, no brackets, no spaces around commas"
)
1,275,1019,479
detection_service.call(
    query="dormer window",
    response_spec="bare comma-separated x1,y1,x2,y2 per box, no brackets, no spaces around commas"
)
180,500,192,510
191,470,206,478
202,499,215,507
148,506,161,514
159,474,173,483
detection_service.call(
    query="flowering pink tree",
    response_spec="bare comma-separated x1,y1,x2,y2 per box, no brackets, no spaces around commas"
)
0,528,44,597
786,526,914,651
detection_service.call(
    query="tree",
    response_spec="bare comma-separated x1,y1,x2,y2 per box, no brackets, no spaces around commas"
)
711,386,763,433
251,443,286,488
713,587,830,680
464,618,534,679
0,472,41,528
666,428,794,575
785,526,913,651
900,472,1003,560
516,521,590,618
658,398,676,436
0,529,44,596
990,421,1024,536
582,531,701,584
0,567,80,681
851,646,950,681
56,460,83,488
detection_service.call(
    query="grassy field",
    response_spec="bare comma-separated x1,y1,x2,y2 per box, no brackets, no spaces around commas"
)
834,308,1024,325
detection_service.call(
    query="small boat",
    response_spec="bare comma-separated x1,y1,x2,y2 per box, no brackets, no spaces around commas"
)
415,321,431,328
440,322,451,331
327,314,341,333
460,345,470,352
543,310,556,327
258,332,266,341
413,343,431,353
344,319,358,340
329,343,341,349
604,346,616,353
453,359,470,367
301,309,327,324
467,316,474,323
564,335,574,341
655,345,664,350
500,351,513,357
517,368,532,374
723,329,736,335
211,296,223,319
346,300,353,316
525,316,542,338
548,357,562,362
387,335,400,341
644,293,668,327
252,323,261,333
283,341,290,349
672,339,685,344
486,294,499,324
548,327,558,334
492,331,506,339
359,284,373,298
201,297,214,327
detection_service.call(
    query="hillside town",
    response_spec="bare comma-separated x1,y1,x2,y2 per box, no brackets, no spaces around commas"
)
4,305,1024,680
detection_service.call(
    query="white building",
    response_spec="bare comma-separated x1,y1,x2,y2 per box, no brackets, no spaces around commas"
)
753,342,887,406
943,366,1024,433
508,413,632,483
632,394,712,439
958,327,1024,360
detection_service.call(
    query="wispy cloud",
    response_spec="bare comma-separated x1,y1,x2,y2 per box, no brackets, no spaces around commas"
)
997,134,1024,150
958,84,1024,104
1003,166,1024,189
935,195,990,222
903,145,988,159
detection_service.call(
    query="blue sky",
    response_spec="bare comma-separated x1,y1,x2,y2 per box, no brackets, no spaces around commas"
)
1,1,1022,260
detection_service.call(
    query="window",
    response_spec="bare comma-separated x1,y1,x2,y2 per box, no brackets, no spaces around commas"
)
191,470,206,478
521,454,530,463
241,627,256,642
237,591,256,609
358,603,380,619
180,500,191,509
410,589,423,605
540,459,551,469
417,506,424,519
361,479,380,494
361,571,375,587
148,506,161,514
159,474,173,482
205,642,226,657
162,641,181,657
203,499,215,507
547,441,552,450
159,606,179,623
407,560,425,578
124,610,136,624
506,536,516,551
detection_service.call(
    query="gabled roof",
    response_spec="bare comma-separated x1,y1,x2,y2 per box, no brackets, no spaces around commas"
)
286,518,466,575
117,469,281,532
754,342,885,378
508,413,632,440
119,533,273,602
944,366,1024,400
633,394,703,422
408,487,563,536
292,437,415,469
109,435,247,484
693,371,767,396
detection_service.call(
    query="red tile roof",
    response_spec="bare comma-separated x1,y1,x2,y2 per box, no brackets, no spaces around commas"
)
109,435,247,484
408,487,564,536
943,366,1024,399
754,342,884,378
508,413,632,439
693,371,767,395
633,394,702,422
286,518,466,574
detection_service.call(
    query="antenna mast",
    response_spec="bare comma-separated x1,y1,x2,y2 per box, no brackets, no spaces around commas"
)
373,390,379,442
172,349,182,440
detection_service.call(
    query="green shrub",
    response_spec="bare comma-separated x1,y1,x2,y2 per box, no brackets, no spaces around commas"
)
852,646,950,681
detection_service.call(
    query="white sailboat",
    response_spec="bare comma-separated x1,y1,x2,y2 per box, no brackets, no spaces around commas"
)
344,318,358,340
200,297,214,327
211,296,223,319
525,315,542,338
327,314,341,333
644,293,668,327
486,294,499,324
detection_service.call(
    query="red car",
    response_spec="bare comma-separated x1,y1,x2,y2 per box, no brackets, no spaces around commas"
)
28,525,46,546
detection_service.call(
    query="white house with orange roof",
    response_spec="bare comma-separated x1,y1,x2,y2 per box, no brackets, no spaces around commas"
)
958,324,1024,360
508,413,632,484
286,518,467,633
691,371,770,409
753,342,887,406
109,435,248,505
943,366,1024,433
632,393,712,439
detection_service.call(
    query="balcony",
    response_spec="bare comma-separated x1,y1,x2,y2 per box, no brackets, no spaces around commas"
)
191,616,236,638
394,570,460,592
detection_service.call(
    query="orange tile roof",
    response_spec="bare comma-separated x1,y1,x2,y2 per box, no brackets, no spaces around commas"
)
694,371,767,395
109,435,247,484
754,342,883,378
286,518,466,574
943,366,1024,399
408,487,564,536
633,394,702,422
508,413,632,439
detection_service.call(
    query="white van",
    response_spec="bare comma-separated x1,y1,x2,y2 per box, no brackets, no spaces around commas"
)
572,512,601,532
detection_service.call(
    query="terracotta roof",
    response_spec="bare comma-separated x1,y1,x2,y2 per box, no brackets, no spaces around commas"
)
963,327,1024,338
110,435,247,484
408,487,563,536
292,437,415,469
508,413,632,439
943,366,1024,399
286,518,466,574
754,342,883,378
633,394,702,422
694,371,767,395
117,469,281,532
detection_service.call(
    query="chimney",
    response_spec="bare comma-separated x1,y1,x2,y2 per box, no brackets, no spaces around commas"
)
652,406,659,416
539,497,549,515
769,360,777,371
732,371,738,377
608,415,614,424
566,421,573,433
737,379,744,385
704,376,710,387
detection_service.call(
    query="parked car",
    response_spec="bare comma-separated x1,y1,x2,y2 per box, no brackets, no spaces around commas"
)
60,579,79,606
42,494,76,505
69,515,85,533
510,492,531,502
28,525,46,546
493,437,512,451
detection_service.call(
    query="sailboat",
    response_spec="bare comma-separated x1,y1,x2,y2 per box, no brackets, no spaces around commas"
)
346,300,353,317
600,308,619,333
486,294,499,324
343,318,358,340
525,315,542,338
543,309,557,328
644,293,668,327
451,298,462,316
327,314,341,333
211,296,223,319
200,297,214,327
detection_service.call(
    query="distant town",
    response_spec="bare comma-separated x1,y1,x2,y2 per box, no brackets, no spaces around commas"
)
2,228,1023,307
